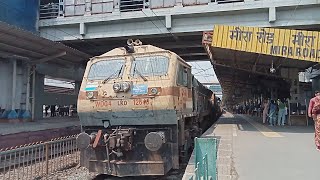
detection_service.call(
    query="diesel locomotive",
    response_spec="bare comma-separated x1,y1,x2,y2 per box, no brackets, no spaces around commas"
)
76,40,220,177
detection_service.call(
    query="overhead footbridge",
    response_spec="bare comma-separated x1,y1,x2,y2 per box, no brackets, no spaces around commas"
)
203,25,320,108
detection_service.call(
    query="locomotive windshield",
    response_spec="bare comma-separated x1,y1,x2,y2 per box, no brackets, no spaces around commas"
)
131,56,169,77
87,59,125,80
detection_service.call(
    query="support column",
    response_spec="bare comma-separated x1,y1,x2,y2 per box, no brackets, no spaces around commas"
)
312,77,320,93
8,59,18,119
22,65,31,119
75,81,81,96
31,70,44,121
175,0,183,7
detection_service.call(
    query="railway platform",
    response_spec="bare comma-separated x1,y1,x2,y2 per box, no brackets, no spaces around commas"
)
0,117,80,149
183,112,320,180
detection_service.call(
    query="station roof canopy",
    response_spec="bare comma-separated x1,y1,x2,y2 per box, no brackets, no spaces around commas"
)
0,21,91,66
203,25,320,105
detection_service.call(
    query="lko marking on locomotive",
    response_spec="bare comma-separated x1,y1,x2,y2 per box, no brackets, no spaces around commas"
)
76,39,221,177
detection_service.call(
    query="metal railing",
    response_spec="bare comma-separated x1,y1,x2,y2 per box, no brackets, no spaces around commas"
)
39,0,246,19
216,0,244,4
120,0,148,12
0,135,79,180
188,137,217,180
40,3,59,19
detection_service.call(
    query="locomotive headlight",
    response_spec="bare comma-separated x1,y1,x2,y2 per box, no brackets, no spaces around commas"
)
121,82,130,92
113,83,121,92
87,91,94,99
144,132,165,151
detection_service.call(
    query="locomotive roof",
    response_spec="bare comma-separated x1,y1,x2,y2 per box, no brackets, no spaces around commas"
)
91,44,191,68
93,45,168,58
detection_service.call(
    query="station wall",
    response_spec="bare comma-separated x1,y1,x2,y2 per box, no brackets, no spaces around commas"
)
0,60,28,116
0,0,39,32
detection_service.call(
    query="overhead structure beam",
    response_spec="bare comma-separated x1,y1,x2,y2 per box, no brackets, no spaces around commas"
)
0,51,30,61
214,62,282,78
40,0,320,41
32,51,67,64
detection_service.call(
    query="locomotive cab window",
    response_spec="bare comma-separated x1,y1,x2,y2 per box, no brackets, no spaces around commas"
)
87,59,125,80
131,55,169,77
177,64,191,88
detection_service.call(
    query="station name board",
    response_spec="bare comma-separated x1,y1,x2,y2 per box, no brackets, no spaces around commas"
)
211,25,320,62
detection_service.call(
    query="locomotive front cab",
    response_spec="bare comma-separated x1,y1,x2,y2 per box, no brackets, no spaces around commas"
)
77,43,182,176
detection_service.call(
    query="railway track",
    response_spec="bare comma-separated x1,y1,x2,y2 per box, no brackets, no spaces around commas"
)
0,135,79,180
0,134,191,180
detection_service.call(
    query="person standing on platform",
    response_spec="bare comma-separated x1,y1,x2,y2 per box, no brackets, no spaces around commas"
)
45,105,49,117
277,99,286,126
268,100,277,126
262,99,269,124
308,90,320,151
50,105,55,117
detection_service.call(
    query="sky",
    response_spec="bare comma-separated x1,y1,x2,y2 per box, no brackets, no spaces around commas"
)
187,61,219,84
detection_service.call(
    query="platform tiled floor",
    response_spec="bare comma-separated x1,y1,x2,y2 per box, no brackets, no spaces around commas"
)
183,112,320,180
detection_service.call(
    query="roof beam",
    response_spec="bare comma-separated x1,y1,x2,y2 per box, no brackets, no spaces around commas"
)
215,63,282,78
0,51,30,61
0,41,74,66
0,42,45,59
32,51,67,64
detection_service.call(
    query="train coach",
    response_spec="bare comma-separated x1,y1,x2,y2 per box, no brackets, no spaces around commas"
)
76,40,220,177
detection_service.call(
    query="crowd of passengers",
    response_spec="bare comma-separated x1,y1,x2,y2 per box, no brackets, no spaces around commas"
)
44,105,77,117
233,99,288,126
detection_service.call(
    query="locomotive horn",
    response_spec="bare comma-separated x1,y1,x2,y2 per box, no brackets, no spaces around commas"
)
125,39,135,53
134,39,142,46
127,39,134,46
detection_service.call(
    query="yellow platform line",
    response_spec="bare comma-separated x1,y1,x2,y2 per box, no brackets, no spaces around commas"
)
240,115,283,138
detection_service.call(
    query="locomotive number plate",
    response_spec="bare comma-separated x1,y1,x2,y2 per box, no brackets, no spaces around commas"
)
95,101,112,107
133,99,150,106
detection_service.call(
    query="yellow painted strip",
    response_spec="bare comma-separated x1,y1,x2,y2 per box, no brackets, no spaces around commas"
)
250,27,258,53
230,25,237,50
235,26,243,51
222,25,229,48
311,31,318,62
216,25,223,48
315,31,320,62
241,115,283,138
212,25,220,47
240,26,249,52
226,25,233,49
272,28,280,56
316,32,320,62
290,29,299,60
264,28,273,56
255,27,263,54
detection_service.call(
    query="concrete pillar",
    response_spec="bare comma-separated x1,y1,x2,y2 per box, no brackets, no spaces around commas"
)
84,0,92,16
75,81,81,94
22,65,31,119
288,68,300,103
8,59,18,119
175,0,183,6
32,70,44,121
113,0,120,13
312,78,320,93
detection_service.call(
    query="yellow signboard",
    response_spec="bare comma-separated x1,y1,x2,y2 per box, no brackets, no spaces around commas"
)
212,25,320,62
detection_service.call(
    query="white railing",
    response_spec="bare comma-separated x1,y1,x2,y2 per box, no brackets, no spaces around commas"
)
39,0,246,19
